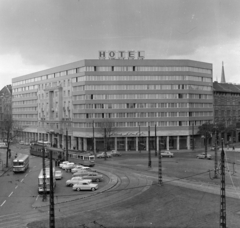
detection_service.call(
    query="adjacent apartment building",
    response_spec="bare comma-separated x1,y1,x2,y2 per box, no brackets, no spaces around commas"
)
12,53,213,152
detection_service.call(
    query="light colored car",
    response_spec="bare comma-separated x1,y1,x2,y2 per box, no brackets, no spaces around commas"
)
59,161,70,169
72,181,98,191
97,152,112,158
71,166,96,173
210,146,220,151
110,150,121,157
72,171,92,177
55,170,63,180
161,150,174,158
62,162,75,170
196,153,212,160
19,141,25,145
66,177,92,187
81,172,103,182
0,142,7,149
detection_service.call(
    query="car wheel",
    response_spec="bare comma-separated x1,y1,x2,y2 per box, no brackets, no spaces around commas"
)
70,184,73,187
169,156,171,158
96,178,100,182
91,188,95,191
77,188,81,191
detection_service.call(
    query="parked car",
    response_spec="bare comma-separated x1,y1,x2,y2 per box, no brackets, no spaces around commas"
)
66,177,92,187
0,142,7,149
62,162,75,171
81,172,103,182
110,150,122,157
19,141,25,145
72,181,98,191
59,161,70,169
161,150,174,158
71,165,85,173
97,152,112,158
210,146,220,151
196,152,212,160
72,171,92,177
71,166,96,173
55,170,63,180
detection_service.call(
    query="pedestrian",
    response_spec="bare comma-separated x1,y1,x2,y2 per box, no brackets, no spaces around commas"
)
233,145,235,151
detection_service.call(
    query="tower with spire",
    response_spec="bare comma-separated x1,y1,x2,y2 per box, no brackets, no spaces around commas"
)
221,61,226,83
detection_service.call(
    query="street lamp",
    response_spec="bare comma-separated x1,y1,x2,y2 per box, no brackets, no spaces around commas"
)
138,123,141,153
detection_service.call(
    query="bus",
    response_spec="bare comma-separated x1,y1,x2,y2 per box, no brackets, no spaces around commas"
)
38,167,56,193
13,154,29,173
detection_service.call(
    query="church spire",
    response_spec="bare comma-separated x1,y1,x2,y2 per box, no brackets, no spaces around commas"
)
221,61,226,83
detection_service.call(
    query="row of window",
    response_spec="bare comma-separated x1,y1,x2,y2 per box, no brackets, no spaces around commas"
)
13,100,36,105
12,65,212,87
73,111,213,119
74,102,212,110
85,66,212,74
72,120,210,128
73,93,213,101
73,84,212,92
12,107,37,113
215,110,240,116
14,114,38,119
13,79,71,93
72,75,212,83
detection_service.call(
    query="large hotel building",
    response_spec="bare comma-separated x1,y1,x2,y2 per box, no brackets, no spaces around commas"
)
12,52,213,152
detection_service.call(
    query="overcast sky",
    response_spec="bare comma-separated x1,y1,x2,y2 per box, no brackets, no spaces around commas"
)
0,0,240,88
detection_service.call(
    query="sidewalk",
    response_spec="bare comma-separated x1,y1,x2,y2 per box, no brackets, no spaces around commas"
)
0,149,12,176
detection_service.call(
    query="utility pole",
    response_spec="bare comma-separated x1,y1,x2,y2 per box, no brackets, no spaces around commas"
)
49,150,55,228
205,131,208,157
192,123,194,152
155,124,157,157
42,144,47,201
214,128,218,179
158,137,162,185
148,126,151,168
92,121,95,157
220,139,226,228
138,124,141,153
104,128,107,161
66,129,68,161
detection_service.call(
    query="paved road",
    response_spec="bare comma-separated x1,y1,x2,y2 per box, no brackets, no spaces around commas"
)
0,150,152,228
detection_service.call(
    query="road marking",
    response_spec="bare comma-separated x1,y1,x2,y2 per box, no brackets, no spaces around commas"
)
15,185,18,189
20,179,24,182
35,195,39,201
8,192,13,197
25,173,28,177
0,200,6,207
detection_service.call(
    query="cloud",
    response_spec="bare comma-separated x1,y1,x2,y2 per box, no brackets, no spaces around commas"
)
0,53,46,88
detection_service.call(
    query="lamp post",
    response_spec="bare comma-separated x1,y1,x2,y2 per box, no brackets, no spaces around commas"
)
138,123,141,153
192,123,194,152
148,126,151,168
155,124,157,157
92,120,95,157
213,126,218,179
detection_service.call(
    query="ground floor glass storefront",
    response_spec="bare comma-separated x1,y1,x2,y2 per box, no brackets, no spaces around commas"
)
20,131,197,152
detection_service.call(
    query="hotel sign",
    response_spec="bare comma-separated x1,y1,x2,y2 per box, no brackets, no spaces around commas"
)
99,51,145,60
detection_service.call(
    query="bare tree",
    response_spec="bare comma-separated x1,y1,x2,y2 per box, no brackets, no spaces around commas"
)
1,113,25,167
97,119,117,159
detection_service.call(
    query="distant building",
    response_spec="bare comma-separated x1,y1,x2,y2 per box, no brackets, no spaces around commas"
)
213,81,240,143
12,57,213,151
0,85,12,140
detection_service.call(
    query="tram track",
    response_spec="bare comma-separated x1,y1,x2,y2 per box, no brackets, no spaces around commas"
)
0,166,152,228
